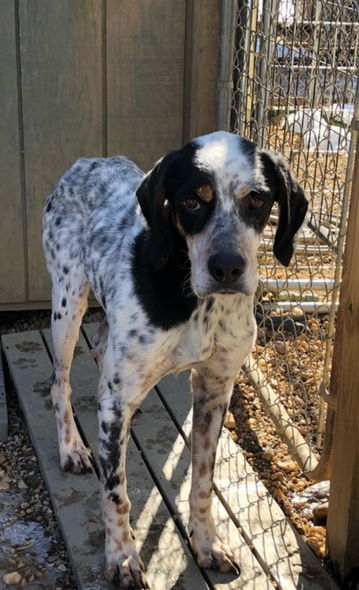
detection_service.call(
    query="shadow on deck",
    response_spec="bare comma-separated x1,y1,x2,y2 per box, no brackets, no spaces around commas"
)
1,325,338,590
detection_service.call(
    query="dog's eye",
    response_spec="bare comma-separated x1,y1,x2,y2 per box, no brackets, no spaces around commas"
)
182,198,200,211
248,193,265,209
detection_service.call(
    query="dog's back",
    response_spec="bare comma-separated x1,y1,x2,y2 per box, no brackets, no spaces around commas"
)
43,156,144,307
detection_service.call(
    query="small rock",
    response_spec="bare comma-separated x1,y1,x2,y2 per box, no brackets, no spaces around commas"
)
57,564,67,573
0,472,10,491
313,502,328,525
271,471,284,482
276,459,299,472
224,411,236,429
18,479,28,490
256,328,265,343
274,340,288,354
3,571,22,585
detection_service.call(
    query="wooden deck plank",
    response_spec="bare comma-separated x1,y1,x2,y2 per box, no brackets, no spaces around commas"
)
131,391,272,590
42,328,209,590
157,373,339,590
1,331,111,590
83,324,270,589
5,325,338,590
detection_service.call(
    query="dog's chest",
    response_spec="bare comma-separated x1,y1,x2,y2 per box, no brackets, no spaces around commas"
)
151,295,256,376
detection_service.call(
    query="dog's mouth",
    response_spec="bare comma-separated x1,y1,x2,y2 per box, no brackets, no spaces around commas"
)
193,282,253,299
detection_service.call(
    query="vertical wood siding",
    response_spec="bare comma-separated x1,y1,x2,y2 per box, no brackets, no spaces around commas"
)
0,1,26,303
0,0,220,308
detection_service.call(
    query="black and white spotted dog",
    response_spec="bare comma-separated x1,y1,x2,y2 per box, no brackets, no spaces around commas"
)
43,131,307,588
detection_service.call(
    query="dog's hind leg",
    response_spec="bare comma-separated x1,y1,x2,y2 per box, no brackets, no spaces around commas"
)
50,273,92,474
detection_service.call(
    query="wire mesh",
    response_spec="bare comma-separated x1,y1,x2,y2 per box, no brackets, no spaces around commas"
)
229,0,359,471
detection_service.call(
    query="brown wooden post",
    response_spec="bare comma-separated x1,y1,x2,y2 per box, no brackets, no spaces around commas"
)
327,132,359,587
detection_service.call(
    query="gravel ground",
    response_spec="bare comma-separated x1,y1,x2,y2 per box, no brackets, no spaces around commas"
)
0,309,104,590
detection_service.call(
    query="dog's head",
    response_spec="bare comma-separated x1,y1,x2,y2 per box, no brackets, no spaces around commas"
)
137,131,308,298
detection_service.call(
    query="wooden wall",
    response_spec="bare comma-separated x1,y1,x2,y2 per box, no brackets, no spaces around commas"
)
0,0,220,309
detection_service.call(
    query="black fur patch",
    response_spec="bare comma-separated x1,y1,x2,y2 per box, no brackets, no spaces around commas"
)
132,229,198,330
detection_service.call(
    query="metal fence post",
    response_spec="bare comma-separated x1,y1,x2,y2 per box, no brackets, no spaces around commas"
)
217,0,236,130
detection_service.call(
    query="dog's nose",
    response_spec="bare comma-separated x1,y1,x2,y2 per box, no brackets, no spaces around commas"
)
208,252,245,284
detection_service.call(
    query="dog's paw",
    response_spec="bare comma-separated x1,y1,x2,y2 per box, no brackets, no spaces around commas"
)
190,532,240,575
60,439,93,474
106,553,149,589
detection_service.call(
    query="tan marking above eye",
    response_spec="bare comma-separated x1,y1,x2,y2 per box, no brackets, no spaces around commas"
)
196,185,214,202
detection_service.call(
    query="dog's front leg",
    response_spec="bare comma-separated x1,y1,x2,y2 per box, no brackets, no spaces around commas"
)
98,370,148,589
189,366,240,575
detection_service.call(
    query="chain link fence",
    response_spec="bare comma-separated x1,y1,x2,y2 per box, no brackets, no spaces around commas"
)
227,0,359,476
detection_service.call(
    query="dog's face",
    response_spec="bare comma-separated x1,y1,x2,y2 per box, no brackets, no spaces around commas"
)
137,131,308,298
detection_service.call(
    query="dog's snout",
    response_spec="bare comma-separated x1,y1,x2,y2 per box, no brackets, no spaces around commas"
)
208,252,245,285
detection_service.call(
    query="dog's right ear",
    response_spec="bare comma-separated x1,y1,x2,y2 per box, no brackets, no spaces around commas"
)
136,151,179,270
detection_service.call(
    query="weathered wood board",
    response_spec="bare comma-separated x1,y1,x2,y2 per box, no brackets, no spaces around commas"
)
327,134,359,583
2,330,208,590
106,0,187,170
42,328,209,590
0,1,220,308
19,0,103,302
2,326,339,590
1,330,110,590
0,0,26,303
157,374,339,590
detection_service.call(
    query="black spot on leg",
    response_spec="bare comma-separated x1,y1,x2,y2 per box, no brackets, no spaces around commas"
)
128,329,137,338
63,265,70,275
55,217,62,226
107,473,120,491
101,413,123,492
109,492,120,505
111,402,122,420
101,420,109,434
113,375,121,386
61,297,67,307
99,455,108,479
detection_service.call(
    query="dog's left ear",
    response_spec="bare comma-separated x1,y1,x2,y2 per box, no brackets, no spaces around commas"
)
136,151,179,270
260,151,308,266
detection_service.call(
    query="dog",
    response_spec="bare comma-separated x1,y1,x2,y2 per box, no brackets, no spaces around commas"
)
42,131,307,588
